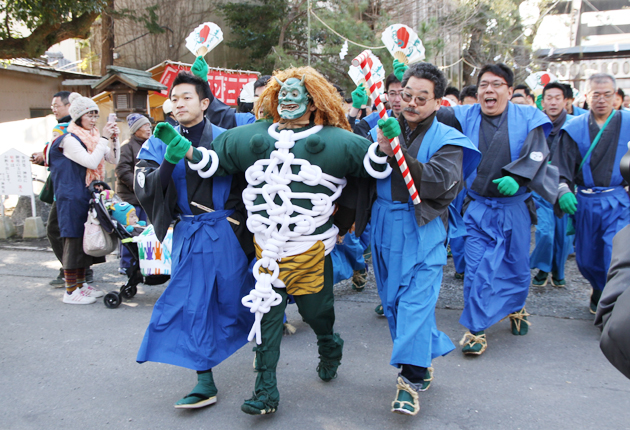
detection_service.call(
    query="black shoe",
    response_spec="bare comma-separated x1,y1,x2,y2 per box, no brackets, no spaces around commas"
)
50,268,65,287
85,268,94,284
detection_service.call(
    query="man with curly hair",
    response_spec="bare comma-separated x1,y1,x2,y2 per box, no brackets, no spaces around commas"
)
152,66,390,415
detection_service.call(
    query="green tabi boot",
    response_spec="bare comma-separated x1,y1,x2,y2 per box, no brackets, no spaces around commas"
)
551,272,566,287
460,331,487,355
508,308,531,335
391,374,421,415
531,270,549,286
454,271,464,280
418,367,434,392
241,345,280,415
174,371,218,409
590,289,603,315
351,268,367,291
374,303,385,316
316,333,344,382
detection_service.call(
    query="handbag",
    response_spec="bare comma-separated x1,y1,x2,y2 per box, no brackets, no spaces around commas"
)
39,175,54,204
83,209,118,257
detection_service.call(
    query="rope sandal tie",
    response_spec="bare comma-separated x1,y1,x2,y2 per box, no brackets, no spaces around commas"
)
459,331,487,355
392,376,420,415
507,308,531,333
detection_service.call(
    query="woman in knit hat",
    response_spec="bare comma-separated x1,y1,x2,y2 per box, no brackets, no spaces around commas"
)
115,113,151,273
48,92,120,304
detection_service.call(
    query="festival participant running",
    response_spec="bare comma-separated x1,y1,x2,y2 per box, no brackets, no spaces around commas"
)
176,66,390,415
372,62,480,416
135,71,255,409
444,63,558,355
552,73,630,314
530,82,575,287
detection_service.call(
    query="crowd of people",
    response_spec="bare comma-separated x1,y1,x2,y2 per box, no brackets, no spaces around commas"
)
31,54,630,417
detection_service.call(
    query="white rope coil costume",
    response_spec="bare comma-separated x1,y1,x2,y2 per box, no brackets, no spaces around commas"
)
189,123,391,344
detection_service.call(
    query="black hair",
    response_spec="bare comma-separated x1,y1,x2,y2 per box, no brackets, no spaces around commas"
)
542,82,567,98
445,86,460,99
511,93,525,99
477,63,514,88
514,84,531,96
401,63,448,99
459,85,478,101
331,84,345,98
562,84,574,99
617,88,625,98
344,97,353,104
385,73,401,92
53,91,71,105
254,75,271,92
170,71,210,104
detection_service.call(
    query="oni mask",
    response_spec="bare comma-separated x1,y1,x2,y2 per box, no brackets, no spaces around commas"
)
276,76,310,120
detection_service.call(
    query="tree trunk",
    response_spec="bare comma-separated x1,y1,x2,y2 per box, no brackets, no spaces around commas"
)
100,0,115,76
462,27,483,86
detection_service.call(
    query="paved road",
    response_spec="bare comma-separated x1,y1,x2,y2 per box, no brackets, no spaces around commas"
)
0,245,629,430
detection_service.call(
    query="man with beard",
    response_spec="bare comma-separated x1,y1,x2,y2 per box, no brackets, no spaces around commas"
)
372,62,480,415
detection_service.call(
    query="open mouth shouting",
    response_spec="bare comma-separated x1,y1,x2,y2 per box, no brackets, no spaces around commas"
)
484,97,497,109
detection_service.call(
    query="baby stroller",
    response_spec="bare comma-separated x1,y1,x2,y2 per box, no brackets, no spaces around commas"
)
87,181,170,308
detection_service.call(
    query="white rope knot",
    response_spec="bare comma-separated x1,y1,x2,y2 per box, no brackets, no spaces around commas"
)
188,147,219,178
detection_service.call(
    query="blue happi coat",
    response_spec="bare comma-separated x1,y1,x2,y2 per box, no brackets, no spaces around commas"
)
136,128,255,371
371,117,480,368
454,103,552,333
530,114,575,279
561,111,630,291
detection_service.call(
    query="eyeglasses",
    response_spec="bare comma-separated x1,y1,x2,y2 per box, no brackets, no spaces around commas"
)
387,90,404,98
478,81,508,90
401,92,434,106
84,114,100,120
590,92,614,101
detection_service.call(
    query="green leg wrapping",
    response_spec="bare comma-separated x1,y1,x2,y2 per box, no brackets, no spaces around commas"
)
294,256,344,381
241,289,286,415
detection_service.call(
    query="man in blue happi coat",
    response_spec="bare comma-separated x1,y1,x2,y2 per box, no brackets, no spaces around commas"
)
552,73,630,314
530,82,575,287
135,71,255,409
371,62,481,415
444,63,559,355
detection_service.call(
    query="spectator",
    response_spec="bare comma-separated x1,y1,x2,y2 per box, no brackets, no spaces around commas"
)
510,93,527,105
444,86,460,106
562,84,588,116
514,84,535,106
115,114,151,274
162,99,178,127
459,85,478,105
613,88,625,110
624,92,630,109
48,92,120,304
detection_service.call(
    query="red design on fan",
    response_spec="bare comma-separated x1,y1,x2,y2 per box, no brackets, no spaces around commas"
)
540,73,551,86
199,25,210,43
396,27,410,49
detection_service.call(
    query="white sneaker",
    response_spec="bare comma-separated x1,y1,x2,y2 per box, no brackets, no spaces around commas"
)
80,283,104,298
63,288,97,305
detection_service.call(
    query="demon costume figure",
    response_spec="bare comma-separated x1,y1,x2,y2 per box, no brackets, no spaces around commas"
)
152,67,390,415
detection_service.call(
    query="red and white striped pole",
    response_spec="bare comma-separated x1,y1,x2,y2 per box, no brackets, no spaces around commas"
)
352,50,420,205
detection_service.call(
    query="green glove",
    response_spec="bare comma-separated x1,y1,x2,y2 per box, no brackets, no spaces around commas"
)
154,122,179,145
492,176,519,196
377,118,401,140
393,59,408,82
558,192,578,215
351,83,368,109
191,55,208,82
155,123,192,164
